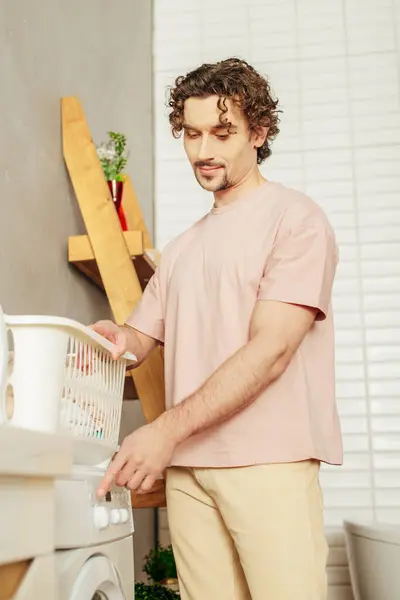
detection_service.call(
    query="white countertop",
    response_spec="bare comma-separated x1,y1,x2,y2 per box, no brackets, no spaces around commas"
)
0,426,72,478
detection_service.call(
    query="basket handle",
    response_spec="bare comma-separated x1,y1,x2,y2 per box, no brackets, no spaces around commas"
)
3,314,137,364
0,306,9,424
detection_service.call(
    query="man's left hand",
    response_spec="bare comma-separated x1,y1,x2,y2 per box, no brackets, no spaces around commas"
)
96,421,177,498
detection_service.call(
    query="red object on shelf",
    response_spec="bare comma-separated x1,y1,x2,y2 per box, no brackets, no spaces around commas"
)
107,180,128,231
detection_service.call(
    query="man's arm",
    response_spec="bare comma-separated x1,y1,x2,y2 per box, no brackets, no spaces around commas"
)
89,320,158,365
96,300,318,496
122,323,159,366
160,299,317,443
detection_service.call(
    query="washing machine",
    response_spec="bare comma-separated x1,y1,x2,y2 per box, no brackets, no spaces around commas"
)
0,306,135,600
54,465,135,600
0,426,72,600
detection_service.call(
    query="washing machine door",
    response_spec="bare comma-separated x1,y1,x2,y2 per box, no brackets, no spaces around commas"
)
69,555,127,600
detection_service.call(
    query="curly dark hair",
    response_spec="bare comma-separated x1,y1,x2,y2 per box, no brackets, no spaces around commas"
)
167,58,281,164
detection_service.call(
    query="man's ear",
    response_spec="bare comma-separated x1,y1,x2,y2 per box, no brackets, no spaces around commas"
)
251,126,268,149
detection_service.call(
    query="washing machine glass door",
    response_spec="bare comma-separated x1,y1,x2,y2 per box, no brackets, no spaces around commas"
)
69,555,127,600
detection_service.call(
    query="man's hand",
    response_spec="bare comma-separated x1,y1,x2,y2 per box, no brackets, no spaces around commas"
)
89,320,158,365
96,420,178,498
89,320,128,360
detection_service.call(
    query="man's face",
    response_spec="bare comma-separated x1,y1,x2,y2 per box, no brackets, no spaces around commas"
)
182,96,260,193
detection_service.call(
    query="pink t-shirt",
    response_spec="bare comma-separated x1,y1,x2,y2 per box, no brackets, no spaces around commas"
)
127,181,343,468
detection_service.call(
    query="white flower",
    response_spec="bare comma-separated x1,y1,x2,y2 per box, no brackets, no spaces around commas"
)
96,142,117,162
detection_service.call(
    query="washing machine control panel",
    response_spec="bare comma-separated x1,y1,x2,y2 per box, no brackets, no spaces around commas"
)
93,505,110,530
91,486,133,533
54,471,135,549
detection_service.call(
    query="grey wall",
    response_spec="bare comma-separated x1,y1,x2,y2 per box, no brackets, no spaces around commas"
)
0,0,155,581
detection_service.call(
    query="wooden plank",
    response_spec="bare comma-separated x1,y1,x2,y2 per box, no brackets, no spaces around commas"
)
69,258,151,295
61,96,165,426
68,231,144,262
123,372,137,399
69,258,104,289
122,176,152,248
144,248,161,271
68,234,159,295
133,255,156,292
131,479,166,509
62,96,140,319
0,560,31,600
68,231,145,290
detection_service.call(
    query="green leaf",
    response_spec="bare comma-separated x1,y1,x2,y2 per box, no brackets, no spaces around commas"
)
97,131,129,181
143,545,177,583
134,582,180,599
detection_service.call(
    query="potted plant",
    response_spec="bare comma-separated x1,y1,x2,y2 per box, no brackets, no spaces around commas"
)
134,582,180,599
96,131,129,230
143,544,179,592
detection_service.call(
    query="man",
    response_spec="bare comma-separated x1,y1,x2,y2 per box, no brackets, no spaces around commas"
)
93,58,342,600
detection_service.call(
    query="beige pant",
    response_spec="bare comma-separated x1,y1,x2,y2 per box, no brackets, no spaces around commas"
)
166,460,328,600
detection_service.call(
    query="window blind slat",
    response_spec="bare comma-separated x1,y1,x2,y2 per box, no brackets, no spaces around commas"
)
154,0,400,548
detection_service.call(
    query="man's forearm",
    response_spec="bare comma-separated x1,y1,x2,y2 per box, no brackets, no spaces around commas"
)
159,334,290,444
121,324,149,365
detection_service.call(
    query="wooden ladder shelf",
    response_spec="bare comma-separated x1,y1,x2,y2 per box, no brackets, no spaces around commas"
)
62,96,166,509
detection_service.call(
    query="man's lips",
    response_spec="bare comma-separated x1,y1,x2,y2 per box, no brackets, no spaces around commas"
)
197,165,223,173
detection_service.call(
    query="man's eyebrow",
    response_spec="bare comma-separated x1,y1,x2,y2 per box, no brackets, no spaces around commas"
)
182,122,238,131
212,123,238,131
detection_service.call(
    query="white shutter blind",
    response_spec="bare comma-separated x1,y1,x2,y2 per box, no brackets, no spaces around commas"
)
154,1,400,597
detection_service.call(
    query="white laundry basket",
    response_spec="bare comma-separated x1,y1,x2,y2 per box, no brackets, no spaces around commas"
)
0,306,136,466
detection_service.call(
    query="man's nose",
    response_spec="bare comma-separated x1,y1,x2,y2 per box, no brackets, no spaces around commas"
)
197,135,214,162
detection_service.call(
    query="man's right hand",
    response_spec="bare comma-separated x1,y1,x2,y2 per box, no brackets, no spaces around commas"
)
89,320,128,360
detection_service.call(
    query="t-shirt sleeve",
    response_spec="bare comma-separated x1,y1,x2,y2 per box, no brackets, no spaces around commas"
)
125,267,165,343
257,209,338,321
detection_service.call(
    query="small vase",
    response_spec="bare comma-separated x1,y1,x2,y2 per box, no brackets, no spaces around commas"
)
107,179,128,231
160,578,179,592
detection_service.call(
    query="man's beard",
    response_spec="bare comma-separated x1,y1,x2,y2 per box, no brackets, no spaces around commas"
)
194,163,231,192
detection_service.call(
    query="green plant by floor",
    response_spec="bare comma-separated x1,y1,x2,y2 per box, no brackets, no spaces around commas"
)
143,544,177,583
134,582,180,599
